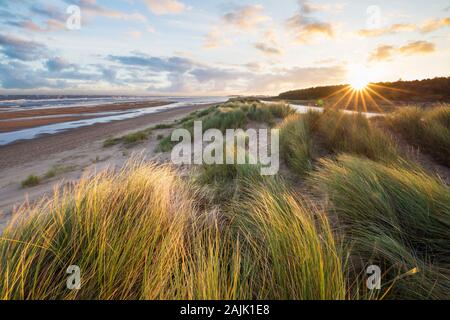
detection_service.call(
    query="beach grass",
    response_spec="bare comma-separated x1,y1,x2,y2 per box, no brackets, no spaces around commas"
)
316,110,399,163
279,113,316,175
311,155,450,299
21,175,41,188
388,106,450,166
1,159,348,300
103,130,151,148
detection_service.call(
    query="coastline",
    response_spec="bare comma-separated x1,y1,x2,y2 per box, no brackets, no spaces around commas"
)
0,101,171,132
0,102,215,169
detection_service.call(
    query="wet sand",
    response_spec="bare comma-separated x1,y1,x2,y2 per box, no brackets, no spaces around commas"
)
0,101,171,132
0,115,98,132
0,103,212,170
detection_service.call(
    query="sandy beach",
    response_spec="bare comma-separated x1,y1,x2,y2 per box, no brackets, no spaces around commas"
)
0,102,215,230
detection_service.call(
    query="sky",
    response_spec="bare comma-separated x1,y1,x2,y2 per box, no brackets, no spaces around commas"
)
0,0,449,96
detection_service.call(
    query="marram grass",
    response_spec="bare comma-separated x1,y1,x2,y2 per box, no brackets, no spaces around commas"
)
388,106,450,166
279,113,316,175
311,155,450,299
317,110,399,163
0,159,349,300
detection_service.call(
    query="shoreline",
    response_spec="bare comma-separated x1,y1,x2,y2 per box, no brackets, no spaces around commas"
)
0,101,171,132
0,103,215,170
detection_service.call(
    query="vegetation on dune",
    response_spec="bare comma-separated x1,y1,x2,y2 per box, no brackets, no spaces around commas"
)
44,165,77,179
1,160,348,300
103,120,182,148
153,123,174,130
155,135,175,153
21,175,41,188
388,106,450,166
228,177,348,299
157,102,294,153
202,102,294,131
2,162,205,299
279,113,316,175
103,130,151,147
202,108,248,133
316,110,399,163
196,144,262,204
312,155,450,299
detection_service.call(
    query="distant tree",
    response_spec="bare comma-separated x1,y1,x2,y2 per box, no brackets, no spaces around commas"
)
278,77,450,102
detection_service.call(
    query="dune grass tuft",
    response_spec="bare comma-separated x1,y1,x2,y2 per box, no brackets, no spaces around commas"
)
21,175,41,188
316,110,399,163
311,155,450,299
227,176,348,299
388,106,450,166
103,130,150,148
279,113,317,175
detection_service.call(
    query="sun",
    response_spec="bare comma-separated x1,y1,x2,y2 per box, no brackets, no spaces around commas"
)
350,78,369,90
347,64,373,91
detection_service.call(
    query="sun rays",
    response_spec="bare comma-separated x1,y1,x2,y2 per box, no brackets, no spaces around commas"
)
318,64,411,114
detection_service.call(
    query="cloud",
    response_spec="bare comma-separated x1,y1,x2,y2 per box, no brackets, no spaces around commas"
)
144,0,186,15
369,45,395,62
286,0,335,43
106,51,346,94
190,67,244,83
356,16,450,37
4,1,148,34
222,4,271,30
254,42,283,56
0,33,47,61
46,57,75,72
204,27,232,49
109,54,194,73
399,40,435,55
204,5,271,49
124,30,143,39
0,45,348,95
369,41,435,62
250,65,346,94
64,0,147,22
357,23,416,37
0,62,55,89
299,1,346,13
30,3,67,21
420,17,450,33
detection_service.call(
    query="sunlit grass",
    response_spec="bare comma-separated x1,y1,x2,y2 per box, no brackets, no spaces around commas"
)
317,110,399,163
279,113,316,175
388,106,450,166
312,155,450,299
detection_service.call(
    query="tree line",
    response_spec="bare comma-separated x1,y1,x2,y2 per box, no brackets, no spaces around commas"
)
278,77,450,102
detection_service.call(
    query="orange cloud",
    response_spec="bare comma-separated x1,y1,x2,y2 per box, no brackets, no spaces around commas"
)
357,23,416,37
286,1,335,43
369,41,435,62
369,45,395,62
145,0,186,15
420,17,450,33
399,41,436,55
222,5,271,30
